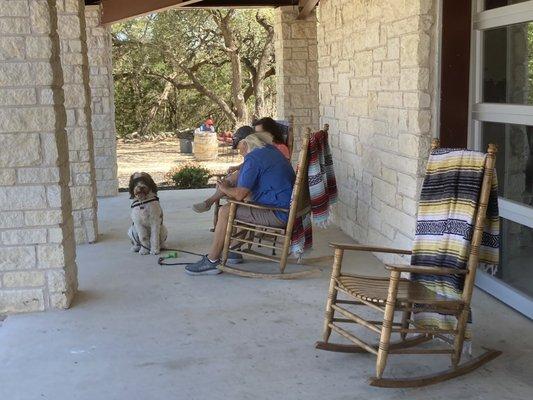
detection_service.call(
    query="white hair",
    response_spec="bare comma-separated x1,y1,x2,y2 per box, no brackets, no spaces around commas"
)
253,131,274,145
241,133,268,152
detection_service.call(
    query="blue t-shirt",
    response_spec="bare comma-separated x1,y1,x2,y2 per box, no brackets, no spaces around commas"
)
237,145,295,222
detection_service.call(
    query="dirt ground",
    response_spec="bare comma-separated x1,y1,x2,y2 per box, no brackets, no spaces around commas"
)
116,139,242,188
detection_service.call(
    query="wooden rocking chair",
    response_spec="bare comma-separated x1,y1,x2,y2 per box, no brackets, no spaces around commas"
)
211,116,295,232
315,140,502,387
218,126,330,279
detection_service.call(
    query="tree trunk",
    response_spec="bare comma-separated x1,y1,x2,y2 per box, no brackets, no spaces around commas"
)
140,72,177,135
216,11,248,126
251,13,274,119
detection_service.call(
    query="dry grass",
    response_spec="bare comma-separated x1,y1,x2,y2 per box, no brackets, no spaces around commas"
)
117,139,242,188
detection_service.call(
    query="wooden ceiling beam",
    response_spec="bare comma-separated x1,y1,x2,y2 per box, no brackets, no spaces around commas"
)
100,0,298,25
297,0,319,20
101,0,204,25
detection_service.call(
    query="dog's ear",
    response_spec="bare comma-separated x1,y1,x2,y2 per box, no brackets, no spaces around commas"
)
128,174,136,199
142,172,158,195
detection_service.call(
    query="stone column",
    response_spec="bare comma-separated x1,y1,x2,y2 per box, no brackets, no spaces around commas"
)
274,6,319,157
0,0,78,313
58,0,98,243
316,0,436,264
85,4,118,197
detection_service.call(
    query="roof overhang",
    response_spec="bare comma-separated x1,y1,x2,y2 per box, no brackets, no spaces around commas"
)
85,0,317,25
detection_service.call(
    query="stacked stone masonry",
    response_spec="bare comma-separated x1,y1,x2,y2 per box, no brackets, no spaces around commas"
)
58,0,98,243
317,0,437,263
274,6,320,158
0,0,78,313
85,4,118,197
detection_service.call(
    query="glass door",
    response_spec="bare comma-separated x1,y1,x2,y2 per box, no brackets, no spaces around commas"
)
470,0,533,319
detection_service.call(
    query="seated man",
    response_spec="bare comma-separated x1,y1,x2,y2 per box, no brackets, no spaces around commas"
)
185,134,296,276
192,125,254,214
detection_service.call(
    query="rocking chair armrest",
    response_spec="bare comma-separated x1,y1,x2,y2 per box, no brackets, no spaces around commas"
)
227,199,290,213
329,243,412,255
384,264,469,276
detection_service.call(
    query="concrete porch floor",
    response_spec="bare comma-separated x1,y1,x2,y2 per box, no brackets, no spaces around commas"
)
1,189,532,400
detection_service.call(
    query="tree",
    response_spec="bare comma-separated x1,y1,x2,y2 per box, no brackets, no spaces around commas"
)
112,8,276,137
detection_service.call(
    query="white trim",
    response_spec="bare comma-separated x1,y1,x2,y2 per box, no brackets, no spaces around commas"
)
472,103,533,125
469,0,533,317
499,198,533,228
476,270,533,319
474,0,533,30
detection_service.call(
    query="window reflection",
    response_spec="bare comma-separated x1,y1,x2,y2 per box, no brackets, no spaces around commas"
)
483,22,533,105
498,219,533,297
481,122,533,205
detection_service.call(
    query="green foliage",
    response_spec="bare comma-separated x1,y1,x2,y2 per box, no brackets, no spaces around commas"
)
169,164,211,189
112,9,277,138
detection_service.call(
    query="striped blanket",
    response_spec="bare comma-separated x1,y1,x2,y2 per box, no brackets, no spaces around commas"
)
411,148,500,340
289,129,338,255
308,129,338,226
290,213,313,256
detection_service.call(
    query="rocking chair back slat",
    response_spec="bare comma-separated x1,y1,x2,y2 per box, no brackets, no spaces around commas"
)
278,129,311,273
284,129,311,239
451,142,497,366
462,143,497,301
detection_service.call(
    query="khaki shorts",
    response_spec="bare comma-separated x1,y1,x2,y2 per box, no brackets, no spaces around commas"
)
235,205,286,228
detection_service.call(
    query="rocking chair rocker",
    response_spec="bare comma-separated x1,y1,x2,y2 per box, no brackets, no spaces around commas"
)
218,126,331,279
315,139,502,387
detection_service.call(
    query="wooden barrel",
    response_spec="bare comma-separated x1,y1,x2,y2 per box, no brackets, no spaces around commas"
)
193,130,218,161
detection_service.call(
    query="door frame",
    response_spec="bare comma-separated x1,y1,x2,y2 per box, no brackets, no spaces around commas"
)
468,0,533,319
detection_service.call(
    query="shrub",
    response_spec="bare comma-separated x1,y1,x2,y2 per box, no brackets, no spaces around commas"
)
168,163,211,189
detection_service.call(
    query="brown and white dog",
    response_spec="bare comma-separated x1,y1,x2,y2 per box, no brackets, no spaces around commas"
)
127,172,168,255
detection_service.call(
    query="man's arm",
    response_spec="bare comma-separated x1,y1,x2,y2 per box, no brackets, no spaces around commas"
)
227,163,243,174
225,155,259,201
217,180,250,202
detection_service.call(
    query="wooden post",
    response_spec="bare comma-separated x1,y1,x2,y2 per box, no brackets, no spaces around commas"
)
452,144,497,367
400,306,411,341
287,114,295,159
322,248,344,342
376,270,401,379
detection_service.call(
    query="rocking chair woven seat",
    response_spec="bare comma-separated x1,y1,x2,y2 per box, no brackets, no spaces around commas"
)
336,274,464,307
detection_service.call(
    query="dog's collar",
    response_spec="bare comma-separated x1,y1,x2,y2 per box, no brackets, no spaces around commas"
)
131,196,159,209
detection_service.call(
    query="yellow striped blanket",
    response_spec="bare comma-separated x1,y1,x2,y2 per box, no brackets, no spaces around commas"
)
411,148,500,339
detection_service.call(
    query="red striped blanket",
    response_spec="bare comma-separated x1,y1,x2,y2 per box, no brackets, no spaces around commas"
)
290,129,338,254
308,129,337,226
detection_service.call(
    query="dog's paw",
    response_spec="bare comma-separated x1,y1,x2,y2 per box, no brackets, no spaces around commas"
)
131,245,141,253
139,247,150,255
150,249,160,255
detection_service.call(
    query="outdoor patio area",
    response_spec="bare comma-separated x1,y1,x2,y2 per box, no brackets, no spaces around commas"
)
0,190,531,400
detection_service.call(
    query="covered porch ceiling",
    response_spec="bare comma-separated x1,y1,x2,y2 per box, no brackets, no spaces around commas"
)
86,0,319,25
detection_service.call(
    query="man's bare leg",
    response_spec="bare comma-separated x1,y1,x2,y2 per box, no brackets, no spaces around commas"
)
207,204,230,261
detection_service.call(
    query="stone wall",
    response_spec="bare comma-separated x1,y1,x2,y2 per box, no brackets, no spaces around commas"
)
317,0,437,262
274,6,320,157
85,4,118,197
0,0,78,313
58,0,98,243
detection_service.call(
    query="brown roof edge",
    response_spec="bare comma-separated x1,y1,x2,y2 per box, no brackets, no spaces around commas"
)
96,0,299,25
